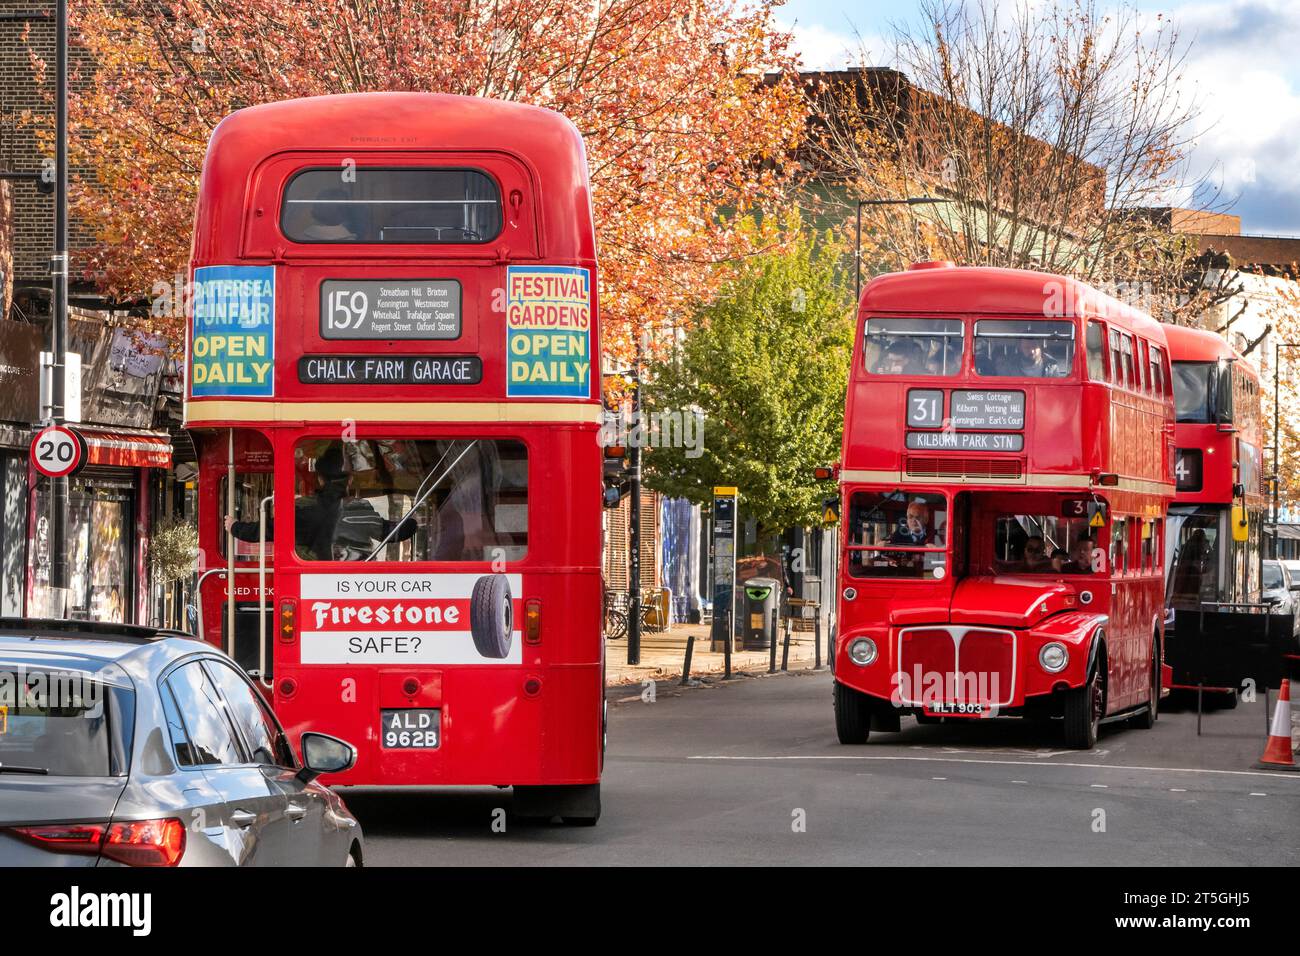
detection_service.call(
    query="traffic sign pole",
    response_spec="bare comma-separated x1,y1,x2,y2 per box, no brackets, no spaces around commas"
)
47,0,69,606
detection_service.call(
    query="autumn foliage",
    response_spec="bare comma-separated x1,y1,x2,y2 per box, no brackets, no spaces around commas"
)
68,0,807,363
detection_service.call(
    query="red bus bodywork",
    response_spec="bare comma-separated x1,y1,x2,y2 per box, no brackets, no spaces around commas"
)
185,93,603,820
1162,323,1268,692
833,263,1175,748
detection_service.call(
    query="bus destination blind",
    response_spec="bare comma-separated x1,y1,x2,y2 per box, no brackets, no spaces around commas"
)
320,279,461,340
299,355,482,385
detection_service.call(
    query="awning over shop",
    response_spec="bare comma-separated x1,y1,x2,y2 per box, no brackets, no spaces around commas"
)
79,427,173,469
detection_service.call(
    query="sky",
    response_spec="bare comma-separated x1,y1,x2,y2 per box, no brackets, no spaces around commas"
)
774,0,1300,237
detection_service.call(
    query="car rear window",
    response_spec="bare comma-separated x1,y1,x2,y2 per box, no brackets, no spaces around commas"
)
0,667,129,776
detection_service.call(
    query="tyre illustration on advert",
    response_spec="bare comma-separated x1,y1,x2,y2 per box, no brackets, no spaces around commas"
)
299,573,522,665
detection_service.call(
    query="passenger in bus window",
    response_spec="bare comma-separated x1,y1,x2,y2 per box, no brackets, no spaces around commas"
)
1021,535,1052,572
225,443,417,560
1062,537,1096,574
878,339,926,375
997,338,1066,378
300,187,357,241
1049,547,1069,572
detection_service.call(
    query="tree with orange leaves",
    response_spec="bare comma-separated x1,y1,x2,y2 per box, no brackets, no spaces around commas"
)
65,0,807,365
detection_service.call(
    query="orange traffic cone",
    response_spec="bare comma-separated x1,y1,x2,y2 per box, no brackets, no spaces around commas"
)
1258,679,1297,770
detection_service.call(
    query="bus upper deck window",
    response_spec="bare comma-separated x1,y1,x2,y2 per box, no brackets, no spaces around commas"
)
282,167,502,244
974,319,1074,378
864,318,963,376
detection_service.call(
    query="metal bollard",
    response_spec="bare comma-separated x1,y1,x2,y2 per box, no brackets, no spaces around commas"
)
768,607,778,674
723,608,732,680
814,616,822,670
681,632,695,686
780,616,791,672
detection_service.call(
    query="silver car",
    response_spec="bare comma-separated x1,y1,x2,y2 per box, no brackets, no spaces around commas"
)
0,618,363,867
1262,560,1300,641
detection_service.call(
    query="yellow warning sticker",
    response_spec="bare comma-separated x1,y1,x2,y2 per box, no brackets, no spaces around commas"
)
1089,511,1105,528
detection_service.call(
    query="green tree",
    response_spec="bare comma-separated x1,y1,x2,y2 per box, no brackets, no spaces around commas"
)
642,229,853,531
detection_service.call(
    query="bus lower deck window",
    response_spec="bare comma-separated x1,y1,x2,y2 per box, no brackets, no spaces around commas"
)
282,167,502,244
993,514,1095,574
280,438,527,562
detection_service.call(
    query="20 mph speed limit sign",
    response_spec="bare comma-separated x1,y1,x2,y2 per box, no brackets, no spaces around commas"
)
30,425,89,479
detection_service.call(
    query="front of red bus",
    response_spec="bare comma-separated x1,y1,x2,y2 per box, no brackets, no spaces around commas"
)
832,264,1173,748
185,94,604,822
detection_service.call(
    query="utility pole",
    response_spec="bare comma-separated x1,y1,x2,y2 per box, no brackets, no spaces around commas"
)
1272,343,1300,557
627,336,642,665
49,0,69,606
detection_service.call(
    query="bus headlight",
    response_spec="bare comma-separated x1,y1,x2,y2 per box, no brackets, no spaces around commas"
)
848,637,877,666
1039,642,1069,673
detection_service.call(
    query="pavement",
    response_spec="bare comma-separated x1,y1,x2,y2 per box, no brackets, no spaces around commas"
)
347,669,1300,866
605,621,821,685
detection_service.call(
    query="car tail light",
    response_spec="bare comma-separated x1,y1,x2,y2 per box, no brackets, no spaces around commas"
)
524,598,542,644
101,818,186,867
9,823,106,855
8,817,184,866
279,598,297,643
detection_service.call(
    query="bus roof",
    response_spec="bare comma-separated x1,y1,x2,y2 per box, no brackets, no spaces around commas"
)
1161,322,1251,369
859,263,1167,343
193,92,593,262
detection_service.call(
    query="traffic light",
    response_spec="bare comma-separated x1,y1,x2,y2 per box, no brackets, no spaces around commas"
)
603,444,630,508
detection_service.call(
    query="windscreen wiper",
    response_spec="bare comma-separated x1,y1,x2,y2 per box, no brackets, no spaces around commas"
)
0,763,50,775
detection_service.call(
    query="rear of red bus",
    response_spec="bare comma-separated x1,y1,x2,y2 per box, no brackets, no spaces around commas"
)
832,263,1175,749
184,93,604,822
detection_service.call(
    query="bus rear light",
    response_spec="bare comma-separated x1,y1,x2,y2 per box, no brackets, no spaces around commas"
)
523,676,542,697
1097,472,1119,486
402,677,421,697
278,677,298,699
279,599,297,643
524,598,542,644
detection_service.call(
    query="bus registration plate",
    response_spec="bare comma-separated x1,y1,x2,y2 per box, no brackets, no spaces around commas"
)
924,702,985,718
380,709,441,749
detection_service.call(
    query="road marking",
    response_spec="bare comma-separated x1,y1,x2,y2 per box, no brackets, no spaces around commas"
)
932,776,947,781
1170,788,1186,792
1250,792,1267,797
1011,780,1028,784
1090,784,1108,789
686,754,1300,781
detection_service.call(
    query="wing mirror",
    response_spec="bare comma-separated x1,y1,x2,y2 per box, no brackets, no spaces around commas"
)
297,732,357,783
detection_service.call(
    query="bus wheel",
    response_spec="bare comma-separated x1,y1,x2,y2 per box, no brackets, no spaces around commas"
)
470,574,513,659
1063,657,1104,749
1131,638,1159,729
834,680,871,744
1219,688,1239,710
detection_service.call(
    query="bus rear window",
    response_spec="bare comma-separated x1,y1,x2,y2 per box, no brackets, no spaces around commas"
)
291,438,526,562
864,318,963,376
282,167,502,244
974,319,1074,378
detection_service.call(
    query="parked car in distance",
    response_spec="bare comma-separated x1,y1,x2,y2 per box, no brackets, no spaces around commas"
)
1262,560,1300,640
0,618,363,867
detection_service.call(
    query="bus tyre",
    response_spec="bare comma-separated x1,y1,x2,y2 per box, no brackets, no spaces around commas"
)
1132,638,1159,730
514,784,600,826
1219,688,1239,710
1063,659,1104,750
834,680,871,744
470,574,513,660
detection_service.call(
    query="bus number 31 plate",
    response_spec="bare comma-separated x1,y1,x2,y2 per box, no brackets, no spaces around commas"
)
380,709,441,749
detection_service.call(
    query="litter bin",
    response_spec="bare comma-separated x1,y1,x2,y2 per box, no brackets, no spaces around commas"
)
741,577,779,650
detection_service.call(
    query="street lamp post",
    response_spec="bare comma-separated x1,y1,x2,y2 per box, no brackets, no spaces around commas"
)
1272,342,1300,556
854,197,953,305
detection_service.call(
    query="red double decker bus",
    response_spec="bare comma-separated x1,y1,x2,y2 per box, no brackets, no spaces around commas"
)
185,93,604,823
832,263,1174,748
1162,324,1268,699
